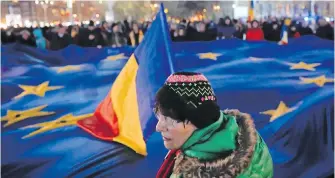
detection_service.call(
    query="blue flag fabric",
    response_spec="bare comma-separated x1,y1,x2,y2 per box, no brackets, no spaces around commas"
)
135,3,174,139
1,34,334,178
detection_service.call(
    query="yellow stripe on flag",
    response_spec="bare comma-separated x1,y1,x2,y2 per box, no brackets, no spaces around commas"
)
111,54,147,156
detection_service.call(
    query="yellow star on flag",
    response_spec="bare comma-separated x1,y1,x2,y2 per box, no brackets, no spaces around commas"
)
1,105,55,127
57,65,82,73
14,81,64,100
260,101,297,122
105,53,128,61
288,61,321,71
22,113,93,139
197,53,222,60
299,75,334,87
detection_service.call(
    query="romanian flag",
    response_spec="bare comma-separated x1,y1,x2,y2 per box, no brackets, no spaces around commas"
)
278,18,292,45
248,0,255,21
77,3,174,156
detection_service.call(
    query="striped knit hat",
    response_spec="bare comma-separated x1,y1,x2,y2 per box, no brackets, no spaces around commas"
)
165,73,216,108
159,72,220,129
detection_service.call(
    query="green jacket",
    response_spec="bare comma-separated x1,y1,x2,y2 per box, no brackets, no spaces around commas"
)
170,109,273,178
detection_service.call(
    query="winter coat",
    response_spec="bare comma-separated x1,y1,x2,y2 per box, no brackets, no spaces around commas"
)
129,30,144,47
33,28,47,49
315,25,334,40
246,28,264,41
49,33,72,51
157,110,273,178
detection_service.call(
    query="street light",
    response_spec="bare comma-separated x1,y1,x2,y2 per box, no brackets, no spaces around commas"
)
35,0,54,23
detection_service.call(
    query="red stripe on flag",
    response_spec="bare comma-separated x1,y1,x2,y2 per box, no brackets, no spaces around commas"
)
77,92,119,140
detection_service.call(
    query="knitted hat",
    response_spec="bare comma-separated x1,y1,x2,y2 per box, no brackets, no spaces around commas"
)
155,72,220,129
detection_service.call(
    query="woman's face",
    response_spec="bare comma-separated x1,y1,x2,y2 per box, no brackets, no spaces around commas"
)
225,19,231,25
103,22,108,29
247,22,252,28
178,29,185,36
132,24,139,31
155,112,196,150
252,21,259,28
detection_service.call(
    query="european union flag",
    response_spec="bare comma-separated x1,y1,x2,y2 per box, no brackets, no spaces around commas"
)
1,11,333,178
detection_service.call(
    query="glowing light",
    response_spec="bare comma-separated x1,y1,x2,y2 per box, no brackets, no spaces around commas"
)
40,1,44,5
325,17,330,22
24,20,32,27
304,17,309,21
73,14,77,18
1,23,8,29
50,1,54,5
154,3,158,8
203,9,207,12
232,4,236,8
96,14,100,18
45,22,50,27
39,22,45,27
164,8,168,14
35,0,39,4
99,0,102,4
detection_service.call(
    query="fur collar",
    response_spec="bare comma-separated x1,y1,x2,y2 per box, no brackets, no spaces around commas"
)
172,109,258,178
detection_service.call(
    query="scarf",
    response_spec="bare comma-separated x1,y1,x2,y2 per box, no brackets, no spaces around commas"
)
156,150,180,178
181,112,239,160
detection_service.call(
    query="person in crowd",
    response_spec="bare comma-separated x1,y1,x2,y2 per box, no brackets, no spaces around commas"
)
188,21,215,41
262,18,273,40
123,19,131,35
129,22,144,47
233,22,244,39
100,21,111,46
205,20,217,40
78,20,105,48
173,25,187,42
1,27,16,44
315,18,334,40
288,25,301,38
170,23,177,41
143,21,152,34
217,16,235,39
49,24,72,50
70,25,80,45
266,22,281,42
17,29,36,47
299,21,313,36
110,23,127,48
155,72,273,178
33,28,47,49
246,20,264,41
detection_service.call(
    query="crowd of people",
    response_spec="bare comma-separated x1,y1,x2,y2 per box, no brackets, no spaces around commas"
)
1,16,334,50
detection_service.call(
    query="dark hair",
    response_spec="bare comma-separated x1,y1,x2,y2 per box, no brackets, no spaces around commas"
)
154,72,220,129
